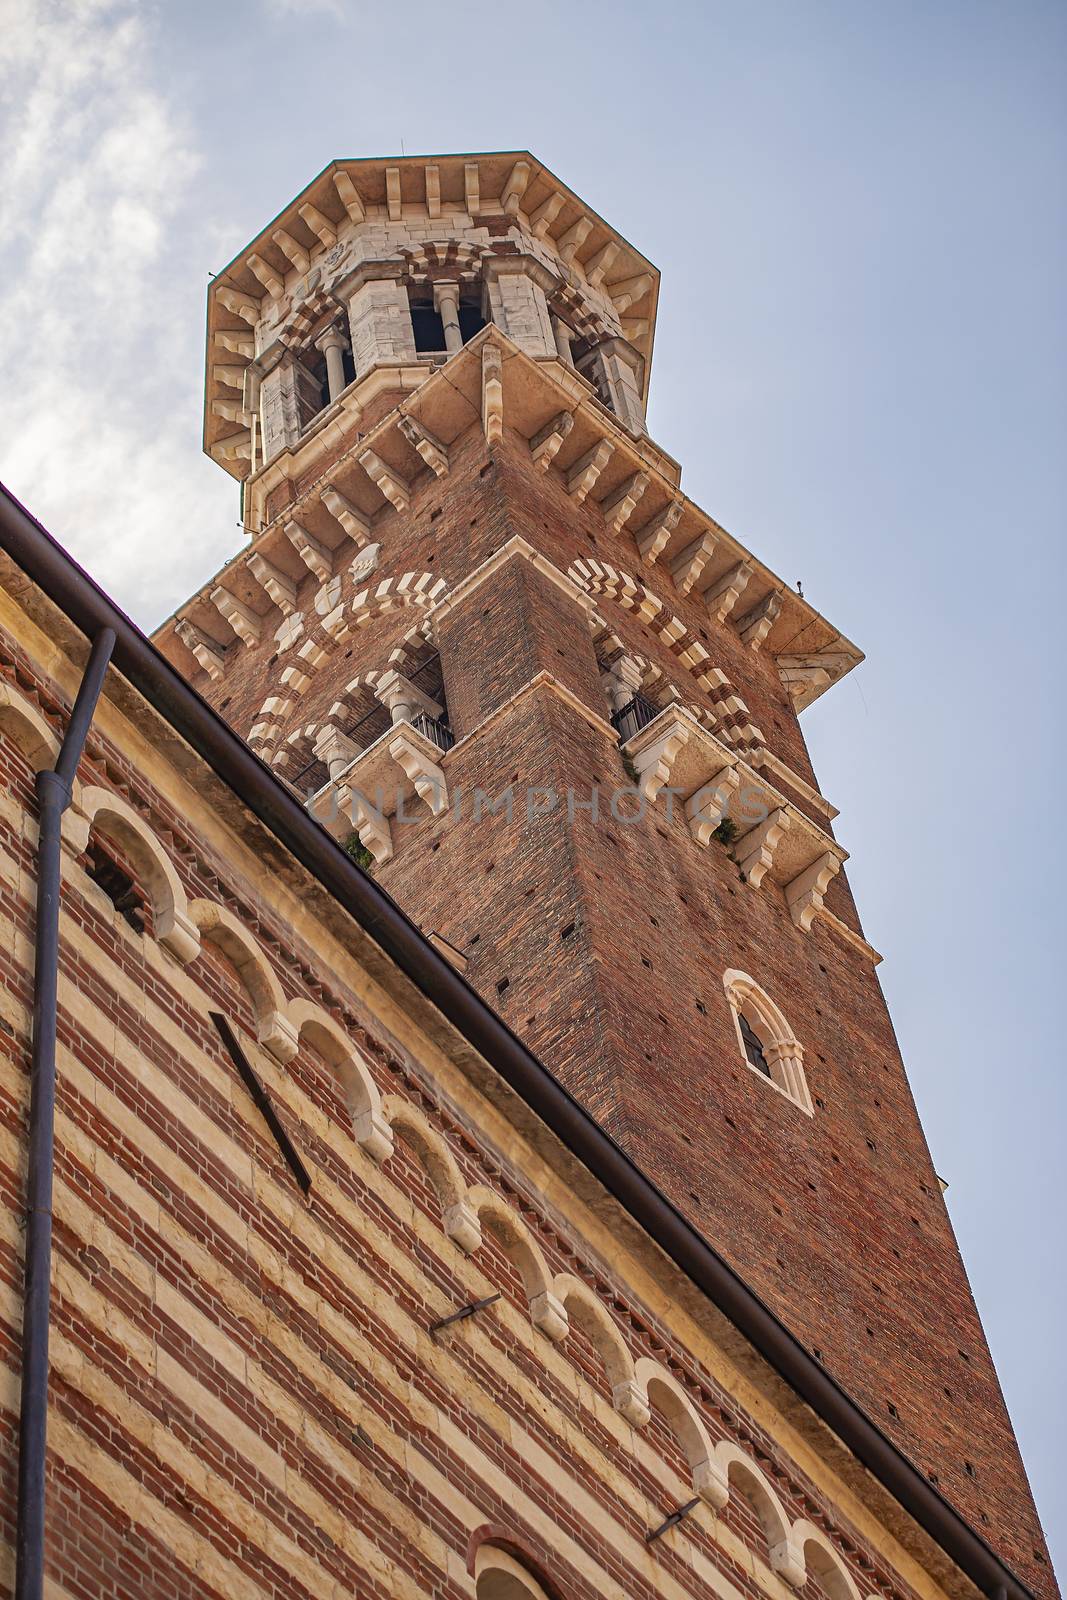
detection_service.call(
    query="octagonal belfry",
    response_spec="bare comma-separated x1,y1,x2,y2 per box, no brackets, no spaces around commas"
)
205,152,659,502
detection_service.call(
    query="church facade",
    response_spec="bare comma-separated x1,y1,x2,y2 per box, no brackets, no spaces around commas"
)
0,151,1052,1600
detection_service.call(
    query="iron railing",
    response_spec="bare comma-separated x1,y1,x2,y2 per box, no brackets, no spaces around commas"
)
411,711,455,752
610,692,659,743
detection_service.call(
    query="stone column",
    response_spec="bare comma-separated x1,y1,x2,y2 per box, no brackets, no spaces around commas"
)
553,317,574,365
433,281,463,353
315,325,349,403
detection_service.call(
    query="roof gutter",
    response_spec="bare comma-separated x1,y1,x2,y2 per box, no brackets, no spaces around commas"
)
0,482,1032,1600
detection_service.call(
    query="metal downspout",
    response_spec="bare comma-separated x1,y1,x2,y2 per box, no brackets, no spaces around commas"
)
15,628,115,1600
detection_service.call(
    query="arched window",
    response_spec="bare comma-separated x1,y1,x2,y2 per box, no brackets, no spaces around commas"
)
738,1011,770,1077
723,970,813,1115
475,1546,556,1600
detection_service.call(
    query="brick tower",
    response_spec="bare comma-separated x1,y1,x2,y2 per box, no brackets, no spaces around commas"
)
157,152,1052,1591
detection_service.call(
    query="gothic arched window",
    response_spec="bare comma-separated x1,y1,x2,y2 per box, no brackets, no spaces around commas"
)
723,969,813,1114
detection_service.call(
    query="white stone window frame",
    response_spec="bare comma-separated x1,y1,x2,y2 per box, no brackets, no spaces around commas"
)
723,969,813,1115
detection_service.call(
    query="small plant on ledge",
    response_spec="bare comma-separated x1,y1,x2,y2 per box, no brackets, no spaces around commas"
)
712,817,739,847
343,832,375,872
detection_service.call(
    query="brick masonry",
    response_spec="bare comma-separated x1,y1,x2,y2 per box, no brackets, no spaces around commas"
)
0,571,1009,1600
155,416,1055,1596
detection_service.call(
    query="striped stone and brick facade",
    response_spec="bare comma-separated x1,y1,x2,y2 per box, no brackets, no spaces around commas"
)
0,150,1053,1599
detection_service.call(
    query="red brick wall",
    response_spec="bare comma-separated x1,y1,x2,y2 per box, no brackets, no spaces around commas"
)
169,424,1052,1594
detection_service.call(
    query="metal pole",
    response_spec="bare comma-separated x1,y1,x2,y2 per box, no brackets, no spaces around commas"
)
16,627,115,1600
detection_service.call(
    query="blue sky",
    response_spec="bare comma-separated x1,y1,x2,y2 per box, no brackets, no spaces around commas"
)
1,0,1064,1572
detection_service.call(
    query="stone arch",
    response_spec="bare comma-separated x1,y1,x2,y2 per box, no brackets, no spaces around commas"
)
552,1274,646,1424
189,899,297,1065
346,572,448,636
572,561,765,748
0,681,61,772
792,1521,862,1600
632,1357,728,1508
72,787,199,963
399,241,490,283
466,1186,568,1340
722,969,811,1114
287,999,392,1161
381,1095,480,1251
716,1441,803,1584
474,1546,557,1600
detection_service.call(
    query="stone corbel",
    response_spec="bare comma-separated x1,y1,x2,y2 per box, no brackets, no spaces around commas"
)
320,484,372,546
567,439,615,503
333,169,365,223
298,201,336,248
635,500,682,564
704,560,752,623
778,657,836,712
482,341,503,443
769,1536,808,1589
349,790,393,864
785,851,842,932
209,587,261,647
216,287,260,326
734,807,790,888
174,619,226,682
606,274,653,314
388,729,448,817
247,556,299,617
260,1011,300,1068
585,240,619,288
358,448,410,512
529,1290,569,1342
692,1455,731,1511
611,1379,651,1428
501,160,531,215
686,768,741,846
529,411,574,471
530,192,565,238
736,590,782,650
272,227,310,273
600,471,650,533
626,717,690,802
285,519,333,582
353,1107,394,1163
397,414,450,477
443,1201,482,1254
670,531,717,596
557,216,593,266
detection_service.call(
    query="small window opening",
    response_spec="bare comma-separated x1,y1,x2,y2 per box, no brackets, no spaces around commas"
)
458,289,486,343
409,291,447,354
85,841,145,934
738,1012,770,1078
571,337,613,412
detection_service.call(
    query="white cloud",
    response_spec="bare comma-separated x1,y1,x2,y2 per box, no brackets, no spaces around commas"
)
0,0,238,627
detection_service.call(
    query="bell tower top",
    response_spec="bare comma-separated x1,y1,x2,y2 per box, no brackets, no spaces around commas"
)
204,151,660,490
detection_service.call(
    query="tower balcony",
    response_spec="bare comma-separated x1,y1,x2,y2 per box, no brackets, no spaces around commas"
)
306,671,451,864
618,706,847,932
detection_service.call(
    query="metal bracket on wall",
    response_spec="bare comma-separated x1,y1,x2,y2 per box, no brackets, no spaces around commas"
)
427,1293,502,1335
645,1498,700,1545
210,1012,313,1197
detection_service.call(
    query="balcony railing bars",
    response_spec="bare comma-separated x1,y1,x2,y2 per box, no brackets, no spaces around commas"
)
610,692,659,744
290,651,451,795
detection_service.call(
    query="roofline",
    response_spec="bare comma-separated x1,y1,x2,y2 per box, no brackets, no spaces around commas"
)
0,479,1034,1600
